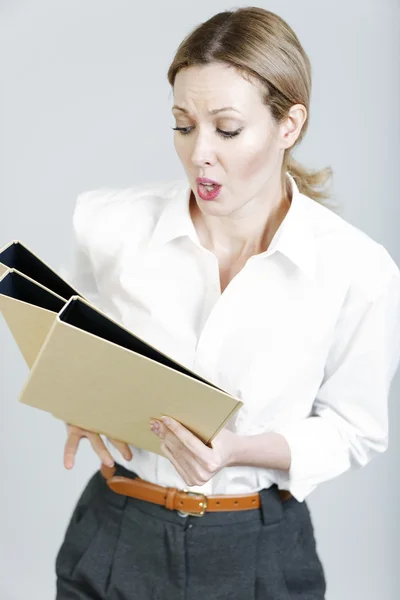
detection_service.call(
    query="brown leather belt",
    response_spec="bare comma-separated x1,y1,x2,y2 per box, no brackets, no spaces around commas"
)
100,464,292,516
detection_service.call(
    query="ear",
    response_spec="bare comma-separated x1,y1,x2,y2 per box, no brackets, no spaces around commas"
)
280,104,307,149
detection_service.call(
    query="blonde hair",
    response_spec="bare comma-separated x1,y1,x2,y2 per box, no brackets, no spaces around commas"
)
167,7,340,213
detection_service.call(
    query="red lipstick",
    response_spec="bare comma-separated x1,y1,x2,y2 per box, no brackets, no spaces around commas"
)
196,177,222,201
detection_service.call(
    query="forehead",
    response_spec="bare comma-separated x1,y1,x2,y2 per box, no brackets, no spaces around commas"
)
173,63,264,112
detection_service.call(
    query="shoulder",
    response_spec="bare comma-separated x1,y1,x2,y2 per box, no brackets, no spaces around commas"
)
72,178,186,251
301,194,400,300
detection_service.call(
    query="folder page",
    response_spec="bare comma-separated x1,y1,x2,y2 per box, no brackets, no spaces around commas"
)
0,269,66,367
19,296,243,455
0,240,81,300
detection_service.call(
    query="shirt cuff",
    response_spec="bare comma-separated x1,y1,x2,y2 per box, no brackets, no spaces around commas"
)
271,417,353,502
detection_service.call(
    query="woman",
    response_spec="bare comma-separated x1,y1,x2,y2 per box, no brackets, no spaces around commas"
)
56,7,400,599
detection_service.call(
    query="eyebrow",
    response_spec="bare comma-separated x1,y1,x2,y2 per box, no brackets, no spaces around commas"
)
172,105,242,115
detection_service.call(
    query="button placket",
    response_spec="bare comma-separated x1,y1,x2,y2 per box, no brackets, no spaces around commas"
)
192,250,223,371
194,262,251,379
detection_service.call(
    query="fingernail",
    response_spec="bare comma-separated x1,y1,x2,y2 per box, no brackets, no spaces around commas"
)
161,416,171,426
150,420,160,431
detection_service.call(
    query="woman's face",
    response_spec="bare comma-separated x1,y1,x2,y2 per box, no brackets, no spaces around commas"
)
172,62,296,218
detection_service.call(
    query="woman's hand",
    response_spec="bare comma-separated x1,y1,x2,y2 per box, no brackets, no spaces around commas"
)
64,424,133,469
150,416,238,487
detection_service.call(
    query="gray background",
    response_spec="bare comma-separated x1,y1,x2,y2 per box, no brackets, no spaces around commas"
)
1,1,399,598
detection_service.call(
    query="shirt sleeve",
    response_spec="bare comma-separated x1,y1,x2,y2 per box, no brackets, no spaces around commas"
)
58,191,101,307
272,266,400,502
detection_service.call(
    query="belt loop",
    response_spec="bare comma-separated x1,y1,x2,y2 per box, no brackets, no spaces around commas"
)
259,485,284,526
165,487,177,511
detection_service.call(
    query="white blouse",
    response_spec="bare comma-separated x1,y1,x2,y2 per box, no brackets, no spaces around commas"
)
65,172,400,502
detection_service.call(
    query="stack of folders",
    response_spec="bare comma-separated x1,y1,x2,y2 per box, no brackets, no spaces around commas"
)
0,241,243,456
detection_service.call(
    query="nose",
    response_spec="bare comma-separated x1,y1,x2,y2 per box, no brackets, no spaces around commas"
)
190,129,217,168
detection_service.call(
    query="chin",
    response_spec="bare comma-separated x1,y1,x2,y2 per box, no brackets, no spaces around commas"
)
198,201,235,217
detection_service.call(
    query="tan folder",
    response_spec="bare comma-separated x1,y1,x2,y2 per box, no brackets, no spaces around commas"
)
18,295,243,455
0,240,81,299
0,269,68,368
0,241,82,367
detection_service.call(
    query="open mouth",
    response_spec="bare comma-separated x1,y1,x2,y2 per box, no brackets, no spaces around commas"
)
197,183,222,200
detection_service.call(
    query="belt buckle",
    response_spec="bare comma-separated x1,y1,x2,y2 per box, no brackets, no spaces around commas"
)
177,489,208,517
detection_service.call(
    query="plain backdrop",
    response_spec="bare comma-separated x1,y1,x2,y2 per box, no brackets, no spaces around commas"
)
0,1,399,599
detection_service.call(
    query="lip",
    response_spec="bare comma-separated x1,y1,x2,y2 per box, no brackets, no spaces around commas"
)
196,182,222,201
196,177,221,185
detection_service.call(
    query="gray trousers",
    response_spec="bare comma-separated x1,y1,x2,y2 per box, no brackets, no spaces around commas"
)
55,464,326,599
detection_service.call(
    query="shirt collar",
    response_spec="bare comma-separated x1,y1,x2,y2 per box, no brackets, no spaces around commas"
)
264,172,317,281
149,180,200,248
149,172,316,280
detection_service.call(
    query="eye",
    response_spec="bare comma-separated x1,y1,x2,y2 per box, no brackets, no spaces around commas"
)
171,126,242,139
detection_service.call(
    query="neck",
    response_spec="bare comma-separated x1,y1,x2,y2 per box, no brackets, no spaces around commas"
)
191,175,292,260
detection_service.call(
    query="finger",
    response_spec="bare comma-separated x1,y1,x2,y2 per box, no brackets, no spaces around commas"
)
160,441,194,486
64,431,82,469
109,439,133,461
86,433,115,467
163,436,194,473
152,420,196,467
160,416,210,457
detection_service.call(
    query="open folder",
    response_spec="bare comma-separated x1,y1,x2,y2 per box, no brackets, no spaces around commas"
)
0,240,82,299
0,241,243,455
0,240,85,367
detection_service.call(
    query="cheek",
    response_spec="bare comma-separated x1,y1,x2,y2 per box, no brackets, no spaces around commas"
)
233,135,277,179
173,136,188,162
